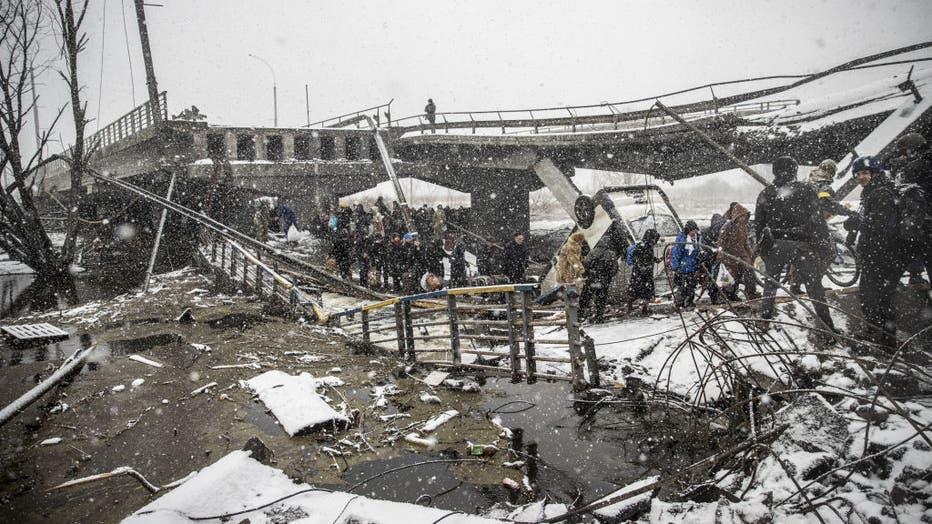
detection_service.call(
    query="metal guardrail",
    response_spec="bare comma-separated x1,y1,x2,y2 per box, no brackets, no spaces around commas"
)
387,98,799,136
306,99,394,129
45,92,169,176
88,92,168,151
199,231,328,323
330,284,599,390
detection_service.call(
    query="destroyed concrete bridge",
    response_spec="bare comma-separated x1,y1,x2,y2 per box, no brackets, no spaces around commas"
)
41,43,932,238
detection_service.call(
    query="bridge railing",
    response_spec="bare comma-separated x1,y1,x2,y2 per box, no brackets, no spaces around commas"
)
198,231,328,323
388,97,798,136
43,93,169,178
330,284,599,390
88,92,168,151
306,99,394,129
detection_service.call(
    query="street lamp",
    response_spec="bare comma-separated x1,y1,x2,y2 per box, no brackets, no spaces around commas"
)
249,53,278,127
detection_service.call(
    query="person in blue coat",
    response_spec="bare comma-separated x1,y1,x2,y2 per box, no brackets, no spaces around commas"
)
669,220,702,310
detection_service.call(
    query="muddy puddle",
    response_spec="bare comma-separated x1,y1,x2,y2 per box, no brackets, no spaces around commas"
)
330,450,500,514
0,332,186,368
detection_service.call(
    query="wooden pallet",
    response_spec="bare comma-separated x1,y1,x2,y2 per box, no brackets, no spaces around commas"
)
1,323,69,343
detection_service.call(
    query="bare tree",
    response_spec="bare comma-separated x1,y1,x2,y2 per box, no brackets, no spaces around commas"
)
0,0,88,279
53,0,90,264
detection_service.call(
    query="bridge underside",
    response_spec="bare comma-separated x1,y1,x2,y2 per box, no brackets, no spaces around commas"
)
391,110,932,182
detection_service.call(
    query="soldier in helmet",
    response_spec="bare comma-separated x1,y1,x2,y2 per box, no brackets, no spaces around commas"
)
755,156,836,335
847,155,904,347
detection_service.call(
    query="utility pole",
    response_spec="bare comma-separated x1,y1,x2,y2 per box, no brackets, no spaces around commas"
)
133,0,161,123
305,84,310,127
29,70,44,186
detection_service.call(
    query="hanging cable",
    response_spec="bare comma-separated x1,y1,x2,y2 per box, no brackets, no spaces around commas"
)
95,0,108,132
119,0,137,106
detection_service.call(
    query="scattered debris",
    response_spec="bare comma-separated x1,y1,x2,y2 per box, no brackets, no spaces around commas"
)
418,392,441,404
176,307,195,324
39,437,62,446
421,410,459,432
130,378,145,387
128,355,163,368
245,370,349,436
423,370,450,387
188,382,218,397
111,385,126,393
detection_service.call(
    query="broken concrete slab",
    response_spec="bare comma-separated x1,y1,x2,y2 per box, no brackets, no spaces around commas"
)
245,370,349,436
121,450,504,523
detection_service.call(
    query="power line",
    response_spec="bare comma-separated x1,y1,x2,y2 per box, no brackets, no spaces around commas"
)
119,0,137,106
95,0,108,131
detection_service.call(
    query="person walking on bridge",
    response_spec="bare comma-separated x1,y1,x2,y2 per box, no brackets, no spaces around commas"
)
754,156,835,335
424,98,436,125
670,220,702,310
556,232,586,288
503,232,529,283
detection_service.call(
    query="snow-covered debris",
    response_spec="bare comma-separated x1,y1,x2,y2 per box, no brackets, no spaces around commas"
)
128,355,163,368
592,475,659,520
131,379,145,388
39,437,62,446
246,370,349,436
121,450,502,523
421,410,458,432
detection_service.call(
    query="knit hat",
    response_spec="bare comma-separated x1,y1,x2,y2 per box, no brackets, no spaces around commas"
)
808,159,836,182
772,156,798,185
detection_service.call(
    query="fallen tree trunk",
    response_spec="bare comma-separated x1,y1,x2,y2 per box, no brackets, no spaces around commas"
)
0,346,96,428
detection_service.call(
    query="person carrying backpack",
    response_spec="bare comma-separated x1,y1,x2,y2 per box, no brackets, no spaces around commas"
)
755,156,836,335
625,229,661,315
894,133,931,286
847,155,904,347
669,220,702,310
718,203,759,302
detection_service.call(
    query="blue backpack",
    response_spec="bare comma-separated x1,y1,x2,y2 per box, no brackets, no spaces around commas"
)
625,243,636,266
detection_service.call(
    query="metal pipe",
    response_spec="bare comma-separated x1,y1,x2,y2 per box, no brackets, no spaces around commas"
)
361,115,416,233
0,347,96,427
143,170,176,292
654,100,769,186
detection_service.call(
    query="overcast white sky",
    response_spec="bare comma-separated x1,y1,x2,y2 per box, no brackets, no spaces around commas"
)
30,0,932,148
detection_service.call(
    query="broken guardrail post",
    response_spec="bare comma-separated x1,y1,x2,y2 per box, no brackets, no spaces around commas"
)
393,302,405,356
583,334,600,388
255,251,263,296
506,291,521,382
446,294,461,367
563,286,586,391
522,289,537,384
402,301,415,362
211,233,217,262
361,309,370,345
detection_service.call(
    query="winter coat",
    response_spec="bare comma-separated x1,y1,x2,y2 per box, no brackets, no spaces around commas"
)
502,240,529,282
432,208,447,239
556,235,586,284
811,181,853,219
670,231,701,274
478,243,501,276
626,241,656,300
718,203,753,274
754,181,829,249
450,241,467,286
857,172,901,267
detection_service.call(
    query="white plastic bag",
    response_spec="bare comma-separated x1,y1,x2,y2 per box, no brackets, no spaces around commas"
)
715,264,735,288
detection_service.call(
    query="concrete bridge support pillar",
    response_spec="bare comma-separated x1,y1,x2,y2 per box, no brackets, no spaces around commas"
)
470,181,530,243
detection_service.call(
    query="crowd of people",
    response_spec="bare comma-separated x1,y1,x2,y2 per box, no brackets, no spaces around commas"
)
662,132,930,348
307,197,531,295
553,132,931,337
249,132,930,343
